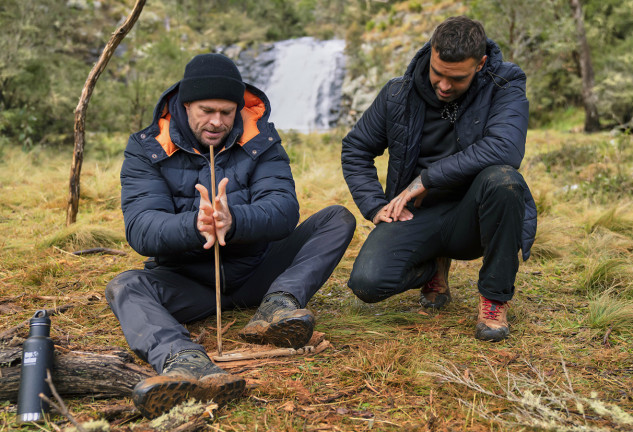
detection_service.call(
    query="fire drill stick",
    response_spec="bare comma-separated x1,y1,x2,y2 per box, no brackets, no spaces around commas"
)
209,146,223,357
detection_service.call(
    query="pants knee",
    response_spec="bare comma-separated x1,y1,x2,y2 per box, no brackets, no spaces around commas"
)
105,276,126,306
105,271,148,306
326,205,356,231
317,205,357,245
348,269,386,304
478,166,525,203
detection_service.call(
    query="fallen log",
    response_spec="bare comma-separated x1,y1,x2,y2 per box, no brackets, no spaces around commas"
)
0,348,153,402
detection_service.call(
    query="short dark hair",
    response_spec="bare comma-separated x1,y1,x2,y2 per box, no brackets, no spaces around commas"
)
430,16,487,62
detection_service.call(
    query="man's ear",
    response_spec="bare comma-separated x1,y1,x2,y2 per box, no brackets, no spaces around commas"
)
476,55,487,72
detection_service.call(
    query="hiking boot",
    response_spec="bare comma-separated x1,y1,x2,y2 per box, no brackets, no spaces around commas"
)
238,292,315,349
475,296,510,342
132,349,245,419
420,257,452,310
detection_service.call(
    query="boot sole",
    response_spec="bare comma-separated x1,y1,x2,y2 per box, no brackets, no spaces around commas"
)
420,293,452,310
132,374,245,419
240,313,315,349
475,323,509,342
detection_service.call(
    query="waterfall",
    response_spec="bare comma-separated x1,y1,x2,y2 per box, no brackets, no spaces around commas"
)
261,37,346,132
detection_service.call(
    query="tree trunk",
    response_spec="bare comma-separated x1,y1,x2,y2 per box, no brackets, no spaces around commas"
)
0,348,153,402
66,0,147,225
569,0,600,132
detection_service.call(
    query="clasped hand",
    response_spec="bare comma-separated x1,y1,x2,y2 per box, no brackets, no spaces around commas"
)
372,176,428,225
195,178,232,248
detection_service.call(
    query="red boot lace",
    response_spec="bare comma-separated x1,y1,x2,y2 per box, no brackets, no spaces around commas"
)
482,298,505,321
425,273,442,293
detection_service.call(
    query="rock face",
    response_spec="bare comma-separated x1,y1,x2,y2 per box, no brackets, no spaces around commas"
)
223,43,278,90
340,66,382,128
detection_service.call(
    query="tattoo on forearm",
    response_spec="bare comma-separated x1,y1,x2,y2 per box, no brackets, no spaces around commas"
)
406,176,423,193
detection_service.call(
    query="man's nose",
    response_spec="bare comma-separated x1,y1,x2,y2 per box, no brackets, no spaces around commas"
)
208,113,222,127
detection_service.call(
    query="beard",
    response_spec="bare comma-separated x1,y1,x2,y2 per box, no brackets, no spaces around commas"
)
194,126,231,149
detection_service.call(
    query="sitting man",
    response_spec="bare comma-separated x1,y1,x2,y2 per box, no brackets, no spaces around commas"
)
106,53,356,419
341,16,536,342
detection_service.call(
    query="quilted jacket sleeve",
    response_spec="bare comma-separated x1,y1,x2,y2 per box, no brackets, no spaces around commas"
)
341,83,391,222
228,139,300,244
120,137,203,257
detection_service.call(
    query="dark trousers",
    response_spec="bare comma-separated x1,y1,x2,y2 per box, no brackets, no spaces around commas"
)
106,205,356,372
348,165,526,304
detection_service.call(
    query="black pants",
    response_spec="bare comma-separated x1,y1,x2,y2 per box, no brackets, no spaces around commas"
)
106,205,356,372
348,165,526,304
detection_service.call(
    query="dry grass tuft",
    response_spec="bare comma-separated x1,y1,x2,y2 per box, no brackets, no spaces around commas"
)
41,223,126,251
579,257,632,296
530,217,574,260
586,206,633,235
587,291,633,334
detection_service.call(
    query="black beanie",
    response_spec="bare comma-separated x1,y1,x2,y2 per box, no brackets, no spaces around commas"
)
178,53,245,105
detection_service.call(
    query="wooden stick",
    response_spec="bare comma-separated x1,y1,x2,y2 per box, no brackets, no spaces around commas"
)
209,146,223,357
41,369,87,432
212,346,315,362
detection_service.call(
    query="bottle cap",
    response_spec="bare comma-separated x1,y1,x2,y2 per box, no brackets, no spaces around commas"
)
29,310,50,326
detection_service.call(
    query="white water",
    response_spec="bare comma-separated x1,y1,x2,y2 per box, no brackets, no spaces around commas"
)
262,37,346,132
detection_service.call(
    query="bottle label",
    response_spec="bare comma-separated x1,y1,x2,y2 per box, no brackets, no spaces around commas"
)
23,351,39,365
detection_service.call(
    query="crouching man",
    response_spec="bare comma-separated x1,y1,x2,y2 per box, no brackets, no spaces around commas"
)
341,16,536,342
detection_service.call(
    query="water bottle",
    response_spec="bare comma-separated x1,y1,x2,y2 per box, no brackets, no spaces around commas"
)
17,309,55,423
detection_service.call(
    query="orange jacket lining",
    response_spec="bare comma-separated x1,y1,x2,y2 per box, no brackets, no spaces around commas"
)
154,90,265,157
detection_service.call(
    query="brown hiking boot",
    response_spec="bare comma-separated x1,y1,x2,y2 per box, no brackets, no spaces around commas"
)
475,296,510,342
132,349,245,419
239,292,315,349
420,257,452,310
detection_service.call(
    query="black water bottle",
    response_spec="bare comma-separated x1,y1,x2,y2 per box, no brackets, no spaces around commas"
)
17,309,55,423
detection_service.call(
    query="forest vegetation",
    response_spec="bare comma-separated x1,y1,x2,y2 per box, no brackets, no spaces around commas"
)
1,0,633,149
1,0,632,431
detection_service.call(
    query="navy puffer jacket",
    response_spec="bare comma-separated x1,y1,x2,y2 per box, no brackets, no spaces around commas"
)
342,39,537,260
120,82,300,275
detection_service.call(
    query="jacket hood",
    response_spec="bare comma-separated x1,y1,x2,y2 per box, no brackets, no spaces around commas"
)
148,80,273,154
151,80,273,124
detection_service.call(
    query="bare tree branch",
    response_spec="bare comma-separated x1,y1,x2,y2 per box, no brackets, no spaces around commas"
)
66,0,147,225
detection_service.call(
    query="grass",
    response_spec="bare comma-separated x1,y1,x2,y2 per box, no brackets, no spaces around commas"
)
0,126,632,431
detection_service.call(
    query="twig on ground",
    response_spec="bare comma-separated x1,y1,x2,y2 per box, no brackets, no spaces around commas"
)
53,246,82,259
208,319,237,336
363,379,381,395
222,319,237,335
41,369,87,432
603,326,613,347
72,247,127,256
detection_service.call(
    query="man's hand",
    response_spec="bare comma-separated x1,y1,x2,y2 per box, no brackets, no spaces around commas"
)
195,178,232,248
384,176,428,221
372,203,414,225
